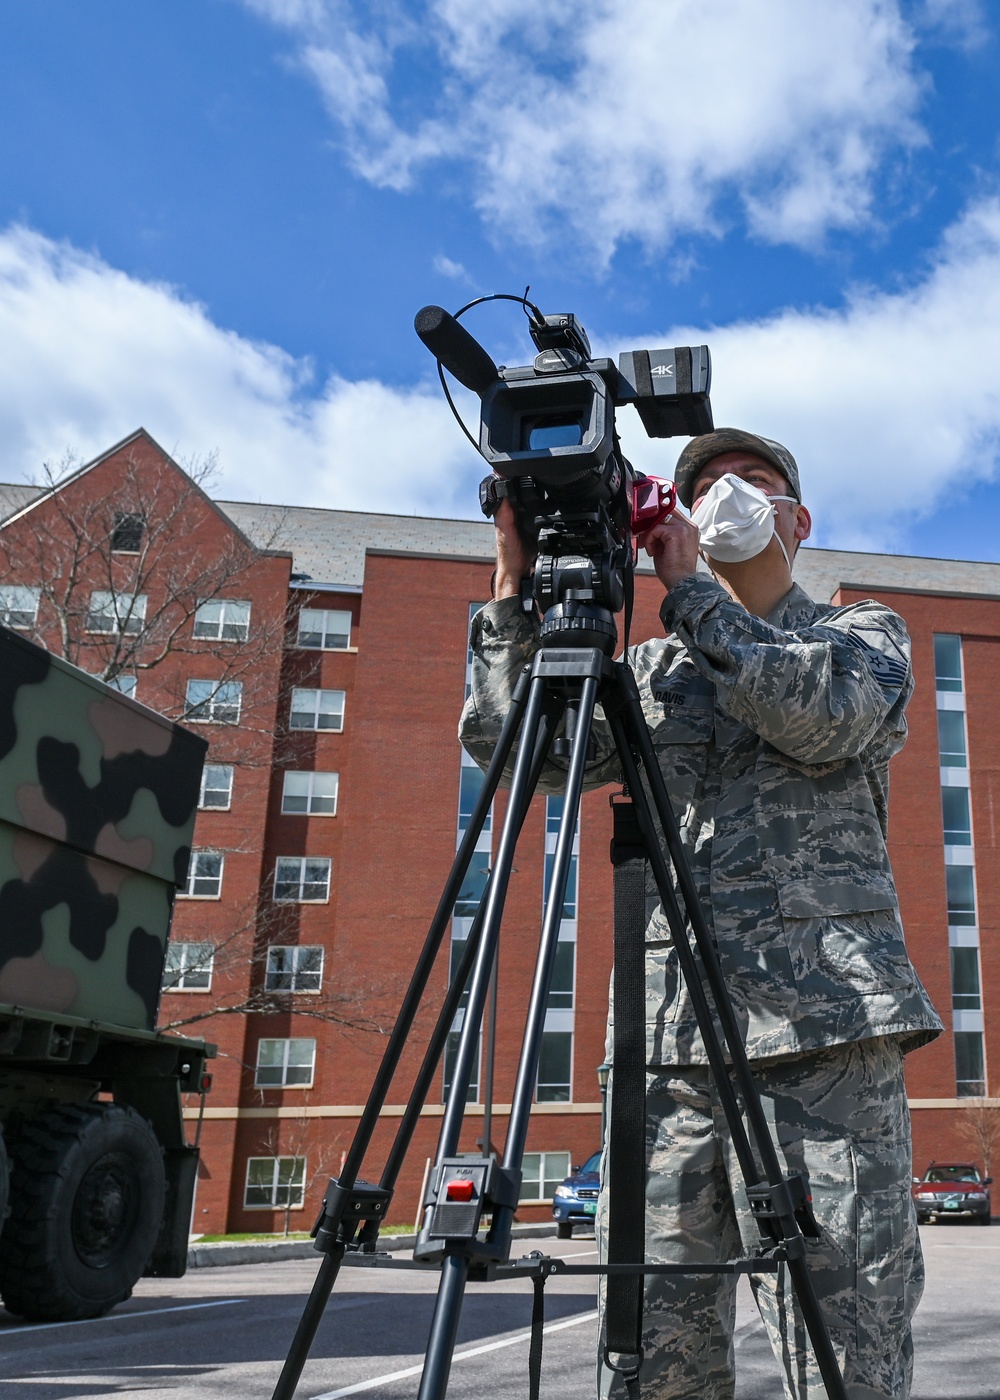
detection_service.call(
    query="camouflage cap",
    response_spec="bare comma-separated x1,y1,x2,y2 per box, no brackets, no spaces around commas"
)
673,428,801,509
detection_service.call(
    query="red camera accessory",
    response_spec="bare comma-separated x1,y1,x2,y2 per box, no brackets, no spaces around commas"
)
630,474,676,532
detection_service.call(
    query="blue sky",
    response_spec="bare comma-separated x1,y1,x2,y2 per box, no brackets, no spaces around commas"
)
1,0,999,560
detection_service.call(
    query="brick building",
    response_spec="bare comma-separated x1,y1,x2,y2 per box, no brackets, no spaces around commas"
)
1,429,999,1234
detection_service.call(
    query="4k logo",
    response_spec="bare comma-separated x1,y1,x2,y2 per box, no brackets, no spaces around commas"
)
650,363,674,377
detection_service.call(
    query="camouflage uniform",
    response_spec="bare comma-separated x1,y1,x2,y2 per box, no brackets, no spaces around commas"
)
459,573,942,1399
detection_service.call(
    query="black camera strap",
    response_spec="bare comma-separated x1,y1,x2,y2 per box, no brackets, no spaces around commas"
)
604,796,648,1397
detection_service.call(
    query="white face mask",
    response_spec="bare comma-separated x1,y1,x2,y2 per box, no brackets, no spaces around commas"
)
689,473,796,569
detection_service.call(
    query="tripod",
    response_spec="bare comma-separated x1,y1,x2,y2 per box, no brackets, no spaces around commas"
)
271,614,849,1400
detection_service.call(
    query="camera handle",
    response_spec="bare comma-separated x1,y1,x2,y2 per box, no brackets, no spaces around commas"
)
270,646,847,1400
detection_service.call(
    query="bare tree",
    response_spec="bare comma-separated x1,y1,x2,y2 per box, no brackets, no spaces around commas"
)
160,904,391,1036
958,1091,1000,1179
255,1109,343,1236
0,445,292,725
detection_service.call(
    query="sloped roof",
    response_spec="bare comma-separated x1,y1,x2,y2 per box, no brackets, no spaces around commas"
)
217,497,1000,601
5,462,1000,601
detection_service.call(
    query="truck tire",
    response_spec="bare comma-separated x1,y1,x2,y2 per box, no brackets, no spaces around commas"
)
0,1102,166,1322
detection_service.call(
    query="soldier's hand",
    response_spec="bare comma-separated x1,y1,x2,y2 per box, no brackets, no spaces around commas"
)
493,499,536,600
634,509,700,593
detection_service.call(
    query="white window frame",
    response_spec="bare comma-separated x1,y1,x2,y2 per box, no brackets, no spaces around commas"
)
199,764,234,810
296,607,351,650
162,941,215,992
519,1150,572,1203
193,598,251,642
281,771,339,816
86,590,148,635
0,585,40,629
244,1156,306,1210
254,1037,316,1088
289,687,345,732
265,945,324,994
273,856,332,903
185,679,243,724
179,851,224,900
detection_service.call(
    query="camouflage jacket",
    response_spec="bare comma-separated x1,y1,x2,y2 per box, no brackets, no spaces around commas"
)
459,574,943,1064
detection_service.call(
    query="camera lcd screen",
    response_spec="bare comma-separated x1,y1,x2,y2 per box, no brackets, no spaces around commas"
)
522,415,585,451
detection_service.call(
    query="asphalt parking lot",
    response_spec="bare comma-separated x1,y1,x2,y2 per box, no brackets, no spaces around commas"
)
1,1224,996,1399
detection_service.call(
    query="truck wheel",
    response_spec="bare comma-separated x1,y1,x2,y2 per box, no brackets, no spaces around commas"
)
0,1102,165,1322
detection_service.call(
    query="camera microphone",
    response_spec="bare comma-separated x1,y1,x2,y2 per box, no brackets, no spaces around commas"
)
414,306,499,397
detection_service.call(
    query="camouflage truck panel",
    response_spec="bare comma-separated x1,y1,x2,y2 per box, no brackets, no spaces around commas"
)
0,624,207,1031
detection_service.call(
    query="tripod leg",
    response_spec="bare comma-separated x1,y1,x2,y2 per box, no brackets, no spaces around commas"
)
381,704,561,1192
416,670,574,1400
492,671,600,1253
607,673,849,1400
270,667,539,1400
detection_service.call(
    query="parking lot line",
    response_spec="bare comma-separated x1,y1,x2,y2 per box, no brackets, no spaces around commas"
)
0,1297,246,1338
311,1309,600,1400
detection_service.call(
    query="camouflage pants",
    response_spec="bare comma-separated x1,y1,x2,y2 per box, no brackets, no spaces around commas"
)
596,1037,922,1400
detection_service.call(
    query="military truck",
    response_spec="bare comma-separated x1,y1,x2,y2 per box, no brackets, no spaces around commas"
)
0,622,214,1322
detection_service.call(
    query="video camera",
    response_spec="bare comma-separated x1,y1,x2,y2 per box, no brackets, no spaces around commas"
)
415,296,714,652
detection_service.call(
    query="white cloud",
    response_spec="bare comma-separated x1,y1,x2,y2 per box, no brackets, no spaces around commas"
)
242,0,930,263
0,226,478,514
4,201,1000,555
614,196,1000,552
432,254,471,281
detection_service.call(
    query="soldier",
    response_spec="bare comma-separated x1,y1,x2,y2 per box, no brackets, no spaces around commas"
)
459,428,942,1400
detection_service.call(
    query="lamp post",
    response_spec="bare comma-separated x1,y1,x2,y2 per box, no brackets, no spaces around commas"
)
597,1061,611,1143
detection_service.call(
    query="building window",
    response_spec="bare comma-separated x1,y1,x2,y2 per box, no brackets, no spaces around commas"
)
244,1156,306,1209
111,512,145,552
946,864,977,927
936,709,968,767
86,590,147,634
185,679,243,724
162,941,214,992
955,1031,986,1097
942,786,972,846
537,1029,572,1102
455,858,490,918
199,764,234,809
265,945,324,993
180,851,224,899
0,584,40,629
193,598,251,642
548,941,576,1010
273,856,332,903
255,1038,316,1088
520,1151,572,1202
443,1029,480,1103
458,764,491,835
289,687,346,732
281,771,339,816
950,946,982,1012
544,852,578,921
106,673,137,699
297,608,351,650
934,634,963,692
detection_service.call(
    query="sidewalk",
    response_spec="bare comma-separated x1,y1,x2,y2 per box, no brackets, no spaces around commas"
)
187,1222,559,1268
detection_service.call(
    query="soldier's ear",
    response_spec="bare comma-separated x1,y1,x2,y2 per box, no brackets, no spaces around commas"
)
794,505,812,544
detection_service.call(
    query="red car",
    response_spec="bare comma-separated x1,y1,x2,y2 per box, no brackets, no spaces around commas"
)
912,1162,992,1224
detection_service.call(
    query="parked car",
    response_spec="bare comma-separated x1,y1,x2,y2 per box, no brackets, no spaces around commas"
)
911,1162,992,1225
552,1151,601,1237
